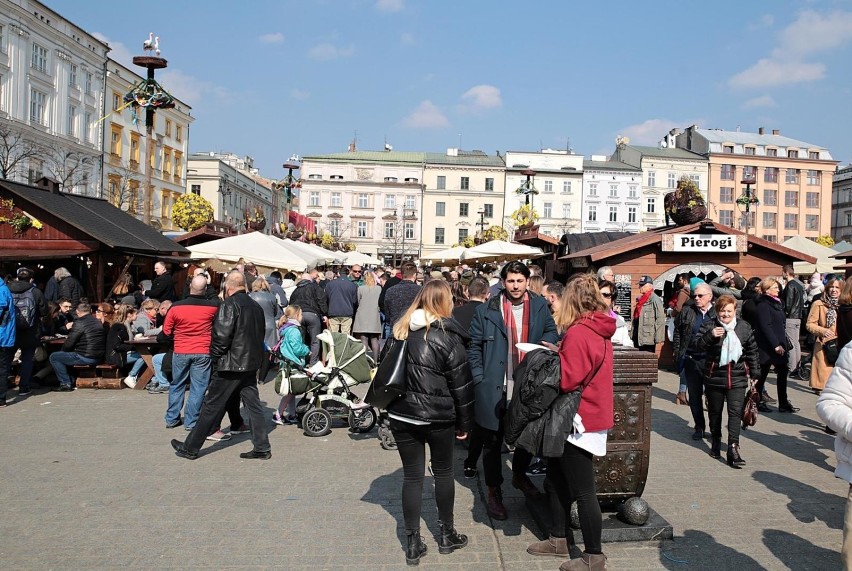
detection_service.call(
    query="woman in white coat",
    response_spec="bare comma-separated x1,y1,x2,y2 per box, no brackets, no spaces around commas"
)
816,345,852,570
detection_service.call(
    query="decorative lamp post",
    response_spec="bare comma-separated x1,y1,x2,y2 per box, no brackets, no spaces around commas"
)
272,155,301,234
516,168,538,209
736,174,759,235
475,207,487,244
129,35,174,225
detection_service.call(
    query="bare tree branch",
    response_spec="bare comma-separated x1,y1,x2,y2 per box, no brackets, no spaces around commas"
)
0,119,42,180
39,143,94,193
106,160,141,212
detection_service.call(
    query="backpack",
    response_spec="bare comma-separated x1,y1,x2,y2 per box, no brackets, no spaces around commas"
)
12,287,37,330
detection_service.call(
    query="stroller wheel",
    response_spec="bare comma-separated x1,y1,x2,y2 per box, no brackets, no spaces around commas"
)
302,408,332,437
378,425,397,450
348,407,377,433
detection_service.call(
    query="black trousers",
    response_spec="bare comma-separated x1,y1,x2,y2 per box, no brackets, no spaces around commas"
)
705,385,746,444
684,357,706,431
549,442,602,555
184,370,270,454
390,419,456,533
757,360,790,405
466,422,532,488
301,311,323,365
210,388,244,430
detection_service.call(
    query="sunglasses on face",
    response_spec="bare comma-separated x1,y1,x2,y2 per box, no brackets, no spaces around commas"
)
692,293,709,299
601,292,613,299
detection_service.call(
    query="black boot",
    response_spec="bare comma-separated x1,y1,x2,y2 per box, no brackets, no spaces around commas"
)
405,530,427,566
438,520,468,554
709,437,721,459
727,442,746,468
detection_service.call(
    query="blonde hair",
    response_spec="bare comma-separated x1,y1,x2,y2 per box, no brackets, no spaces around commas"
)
554,273,608,332
528,275,544,295
141,299,160,312
392,280,454,340
115,303,137,323
278,304,302,327
251,276,270,292
364,271,377,287
760,277,781,295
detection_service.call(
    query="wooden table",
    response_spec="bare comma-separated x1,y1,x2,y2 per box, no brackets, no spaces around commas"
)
129,338,163,390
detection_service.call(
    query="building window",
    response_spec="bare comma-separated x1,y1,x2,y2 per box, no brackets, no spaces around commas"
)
85,72,93,95
357,193,368,208
458,228,468,243
809,151,819,160
609,206,617,222
356,221,368,238
806,192,820,208
647,171,656,187
766,148,778,157
646,197,655,213
628,185,638,199
306,174,321,180
720,165,735,180
762,234,777,243
460,176,469,190
806,214,820,231
846,212,852,227
807,170,820,185
784,213,798,229
628,207,637,223
544,180,553,193
719,210,734,226
309,191,320,207
404,222,414,240
66,105,76,136
329,220,341,237
330,192,341,207
689,174,700,186
483,203,493,217
743,166,757,180
384,194,396,209
84,112,93,143
130,133,139,164
543,202,552,218
723,145,734,154
744,146,755,155
668,172,676,188
763,189,777,206
405,195,416,209
459,203,469,217
163,148,172,177
191,184,201,196
787,149,799,159
384,176,397,182
384,222,394,239
562,203,572,218
112,92,121,111
31,42,48,73
176,126,183,143
69,64,78,87
785,169,799,184
764,167,778,183
609,184,618,198
437,176,446,190
435,228,445,244
404,177,418,183
165,119,172,138
30,89,47,125
720,187,734,203
589,183,597,197
763,212,776,229
587,205,597,222
785,190,799,207
563,180,572,194
436,202,445,216
109,124,122,156
485,177,494,191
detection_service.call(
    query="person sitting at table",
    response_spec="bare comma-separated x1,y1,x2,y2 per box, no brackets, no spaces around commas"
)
94,302,115,331
42,302,61,337
48,303,106,391
133,299,162,337
106,304,147,380
57,298,75,330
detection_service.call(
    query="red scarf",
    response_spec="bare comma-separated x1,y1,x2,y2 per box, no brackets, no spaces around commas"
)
633,289,653,320
503,291,530,371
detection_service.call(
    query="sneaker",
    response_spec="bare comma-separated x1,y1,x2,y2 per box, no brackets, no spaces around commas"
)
18,389,31,397
761,391,777,404
165,417,183,429
147,385,169,394
283,416,299,425
206,429,231,442
526,459,547,476
229,424,251,434
0,400,6,407
463,466,478,479
272,412,285,426
123,376,137,389
57,385,75,392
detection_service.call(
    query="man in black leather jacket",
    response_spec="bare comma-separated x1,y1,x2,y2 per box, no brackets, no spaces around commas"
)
172,271,271,460
48,302,106,391
782,264,805,375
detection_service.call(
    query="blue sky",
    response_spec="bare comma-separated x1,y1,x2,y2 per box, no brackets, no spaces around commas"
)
51,0,852,178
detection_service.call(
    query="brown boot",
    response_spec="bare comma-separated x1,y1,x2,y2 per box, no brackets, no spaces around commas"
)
560,552,607,571
526,535,568,557
511,475,542,499
675,391,689,405
486,486,507,520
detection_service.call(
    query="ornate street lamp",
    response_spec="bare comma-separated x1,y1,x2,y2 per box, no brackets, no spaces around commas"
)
474,207,487,244
272,155,301,233
515,168,538,209
736,174,759,235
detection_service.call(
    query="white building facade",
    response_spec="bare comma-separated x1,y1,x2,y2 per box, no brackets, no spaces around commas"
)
580,156,643,233
103,59,193,231
0,0,107,195
503,149,583,237
832,165,852,243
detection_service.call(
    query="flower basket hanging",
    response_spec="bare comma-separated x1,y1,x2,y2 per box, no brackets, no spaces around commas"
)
664,176,707,226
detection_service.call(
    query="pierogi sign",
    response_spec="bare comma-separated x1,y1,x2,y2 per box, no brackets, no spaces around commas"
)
663,233,745,253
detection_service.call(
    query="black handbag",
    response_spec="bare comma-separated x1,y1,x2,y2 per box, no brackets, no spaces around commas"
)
823,339,839,366
365,338,408,409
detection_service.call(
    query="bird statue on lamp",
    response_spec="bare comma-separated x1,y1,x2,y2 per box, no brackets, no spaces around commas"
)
153,36,160,56
143,32,154,53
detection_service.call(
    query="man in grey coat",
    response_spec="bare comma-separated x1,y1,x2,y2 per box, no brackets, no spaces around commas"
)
631,275,665,353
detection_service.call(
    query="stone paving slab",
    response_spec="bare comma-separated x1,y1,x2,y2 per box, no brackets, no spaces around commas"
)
0,370,845,570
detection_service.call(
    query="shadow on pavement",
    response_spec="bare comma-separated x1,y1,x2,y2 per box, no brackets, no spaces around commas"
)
742,426,834,472
753,470,844,530
762,529,840,570
658,529,763,570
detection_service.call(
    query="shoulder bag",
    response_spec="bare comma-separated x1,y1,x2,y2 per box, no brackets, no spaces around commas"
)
742,379,761,428
365,337,408,409
823,338,839,367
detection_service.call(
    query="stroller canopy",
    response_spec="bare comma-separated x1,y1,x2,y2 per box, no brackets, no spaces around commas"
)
318,331,374,384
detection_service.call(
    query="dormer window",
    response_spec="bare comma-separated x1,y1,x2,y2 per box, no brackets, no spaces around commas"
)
723,145,734,154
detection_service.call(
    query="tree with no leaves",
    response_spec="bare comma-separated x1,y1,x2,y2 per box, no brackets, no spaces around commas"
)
0,119,43,180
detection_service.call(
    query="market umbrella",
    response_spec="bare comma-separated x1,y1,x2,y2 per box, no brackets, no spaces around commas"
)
420,246,467,264
780,236,842,275
342,250,377,266
273,237,338,267
460,240,545,263
187,232,313,272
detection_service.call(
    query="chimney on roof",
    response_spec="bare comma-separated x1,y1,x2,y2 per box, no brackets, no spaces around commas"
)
348,141,356,152
758,127,765,135
36,176,61,194
772,129,780,135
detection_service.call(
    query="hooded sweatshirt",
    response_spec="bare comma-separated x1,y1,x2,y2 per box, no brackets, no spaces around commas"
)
558,311,617,433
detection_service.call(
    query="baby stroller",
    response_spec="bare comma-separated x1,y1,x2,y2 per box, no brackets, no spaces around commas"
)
294,330,378,437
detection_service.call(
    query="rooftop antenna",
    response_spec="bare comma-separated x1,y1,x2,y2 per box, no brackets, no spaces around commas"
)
458,133,462,150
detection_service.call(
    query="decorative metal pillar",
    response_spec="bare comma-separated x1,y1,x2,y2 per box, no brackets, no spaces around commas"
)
736,174,759,236
272,156,301,234
517,168,538,209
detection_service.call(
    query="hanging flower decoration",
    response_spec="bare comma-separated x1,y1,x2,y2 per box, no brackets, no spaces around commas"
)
481,225,508,243
173,193,214,231
320,231,335,249
511,204,539,228
245,206,266,231
0,199,44,234
664,176,707,226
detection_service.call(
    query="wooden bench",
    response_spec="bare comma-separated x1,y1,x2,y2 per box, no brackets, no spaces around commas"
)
71,364,122,389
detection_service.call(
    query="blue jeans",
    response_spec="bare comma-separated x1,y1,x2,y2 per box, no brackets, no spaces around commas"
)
151,353,168,388
127,351,145,377
48,351,99,387
166,353,211,428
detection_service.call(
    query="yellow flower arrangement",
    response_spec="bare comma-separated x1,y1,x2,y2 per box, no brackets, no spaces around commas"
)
510,204,539,228
172,193,214,231
320,231,335,249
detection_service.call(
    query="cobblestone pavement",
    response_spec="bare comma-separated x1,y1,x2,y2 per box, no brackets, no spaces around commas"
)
0,370,843,570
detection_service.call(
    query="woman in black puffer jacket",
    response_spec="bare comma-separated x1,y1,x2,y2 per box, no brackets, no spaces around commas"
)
696,294,761,468
753,277,799,413
385,279,474,566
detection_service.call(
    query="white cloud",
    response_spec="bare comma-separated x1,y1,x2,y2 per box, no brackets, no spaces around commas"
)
93,32,133,68
308,43,355,61
290,88,310,100
401,32,416,46
159,69,229,106
402,101,449,129
459,85,502,112
729,58,825,89
749,14,774,30
742,95,778,109
616,118,703,146
376,0,404,12
258,32,284,44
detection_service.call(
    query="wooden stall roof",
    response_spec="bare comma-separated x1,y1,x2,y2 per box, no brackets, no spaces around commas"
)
560,222,816,264
0,180,190,257
173,221,237,246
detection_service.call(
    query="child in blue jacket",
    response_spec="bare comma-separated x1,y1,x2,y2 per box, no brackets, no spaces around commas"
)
272,305,310,425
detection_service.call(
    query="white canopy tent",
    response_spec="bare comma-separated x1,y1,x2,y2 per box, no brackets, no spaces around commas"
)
342,250,377,266
275,237,340,267
187,232,313,272
420,246,467,264
460,240,545,263
781,235,843,275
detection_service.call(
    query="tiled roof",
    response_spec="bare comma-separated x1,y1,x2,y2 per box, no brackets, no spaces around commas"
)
0,180,189,255
424,152,505,167
695,128,826,150
628,145,708,161
582,159,641,172
302,151,426,164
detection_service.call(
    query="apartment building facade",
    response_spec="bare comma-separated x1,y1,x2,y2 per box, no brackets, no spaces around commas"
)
422,149,505,257
580,156,642,233
103,59,192,231
298,150,424,261
675,126,837,242
0,0,107,195
502,149,582,237
831,165,852,242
